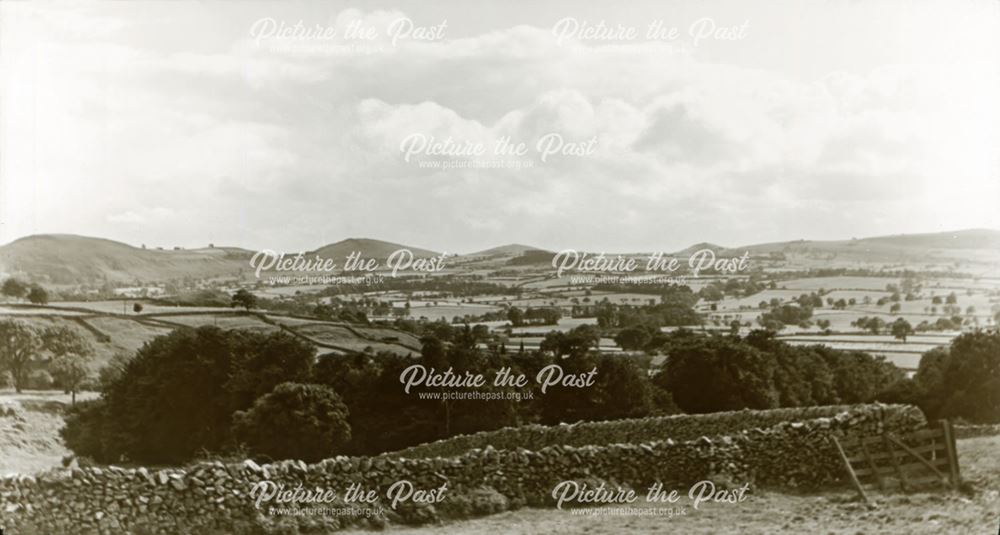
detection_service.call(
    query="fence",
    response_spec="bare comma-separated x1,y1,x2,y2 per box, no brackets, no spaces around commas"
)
833,420,960,502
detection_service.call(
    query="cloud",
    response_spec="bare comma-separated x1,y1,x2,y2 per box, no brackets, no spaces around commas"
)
1,3,997,252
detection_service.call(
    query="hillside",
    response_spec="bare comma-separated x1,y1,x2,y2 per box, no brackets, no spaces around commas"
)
0,234,253,285
0,235,439,286
0,305,420,372
2,230,997,286
672,242,730,256
309,238,440,261
466,244,549,257
0,392,94,475
854,228,1000,250
741,229,1000,254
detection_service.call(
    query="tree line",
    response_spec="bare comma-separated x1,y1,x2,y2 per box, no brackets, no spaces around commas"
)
0,319,93,402
57,323,1000,467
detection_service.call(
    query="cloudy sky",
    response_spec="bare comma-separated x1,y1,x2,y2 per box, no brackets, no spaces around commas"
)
1,0,998,253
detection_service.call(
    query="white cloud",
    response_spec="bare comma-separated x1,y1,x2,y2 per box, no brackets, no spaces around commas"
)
1,2,997,252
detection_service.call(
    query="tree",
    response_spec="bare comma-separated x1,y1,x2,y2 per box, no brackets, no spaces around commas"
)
27,285,48,305
62,327,315,463
541,325,600,358
812,346,902,404
614,326,652,351
42,327,94,404
506,307,525,326
233,382,351,462
759,304,813,328
98,352,131,391
657,335,778,413
590,356,657,420
0,319,43,392
853,316,885,335
524,307,562,325
913,331,1000,423
890,318,914,343
539,352,659,424
312,353,440,455
2,279,27,301
231,288,257,311
133,303,144,314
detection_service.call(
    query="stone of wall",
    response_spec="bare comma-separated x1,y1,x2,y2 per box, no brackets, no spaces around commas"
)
0,404,925,534
387,404,909,459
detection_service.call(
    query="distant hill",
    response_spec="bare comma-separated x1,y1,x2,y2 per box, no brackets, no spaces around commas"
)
672,242,730,256
741,229,1000,254
309,238,440,261
466,244,549,257
2,229,996,285
0,234,253,285
851,229,1000,250
506,249,559,266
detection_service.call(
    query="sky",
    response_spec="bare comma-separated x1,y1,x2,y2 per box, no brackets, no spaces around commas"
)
1,0,998,254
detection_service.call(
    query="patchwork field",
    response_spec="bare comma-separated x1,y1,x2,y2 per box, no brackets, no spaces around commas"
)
0,303,424,370
778,333,958,371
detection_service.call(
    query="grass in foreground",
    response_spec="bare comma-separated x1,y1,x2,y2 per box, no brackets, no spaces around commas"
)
343,435,1000,535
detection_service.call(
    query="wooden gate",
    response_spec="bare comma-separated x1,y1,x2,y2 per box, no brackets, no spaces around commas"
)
831,420,961,502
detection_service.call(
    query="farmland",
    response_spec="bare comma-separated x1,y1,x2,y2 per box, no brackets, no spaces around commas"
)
0,229,997,390
0,302,422,375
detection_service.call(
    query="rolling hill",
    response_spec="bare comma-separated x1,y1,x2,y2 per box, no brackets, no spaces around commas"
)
465,244,549,257
741,229,1000,254
2,229,997,286
0,235,253,285
309,238,440,261
671,242,730,256
734,229,1000,262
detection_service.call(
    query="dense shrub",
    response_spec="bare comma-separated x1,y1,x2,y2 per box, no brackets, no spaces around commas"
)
902,331,1000,423
658,335,778,412
655,331,904,413
233,382,351,462
62,323,939,466
758,304,813,328
27,369,54,390
62,326,315,464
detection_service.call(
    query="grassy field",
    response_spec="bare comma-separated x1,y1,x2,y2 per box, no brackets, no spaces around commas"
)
0,390,99,475
779,276,901,291
0,303,424,371
401,302,503,322
342,435,1000,535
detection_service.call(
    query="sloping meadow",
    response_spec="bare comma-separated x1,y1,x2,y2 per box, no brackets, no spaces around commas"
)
0,404,925,534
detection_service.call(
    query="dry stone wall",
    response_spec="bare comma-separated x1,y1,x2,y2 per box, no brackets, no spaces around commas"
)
387,404,911,459
0,404,925,534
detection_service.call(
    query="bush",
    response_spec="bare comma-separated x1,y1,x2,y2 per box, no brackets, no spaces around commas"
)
658,335,778,413
27,369,54,390
912,331,1000,423
655,331,903,413
233,382,351,462
62,326,315,464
